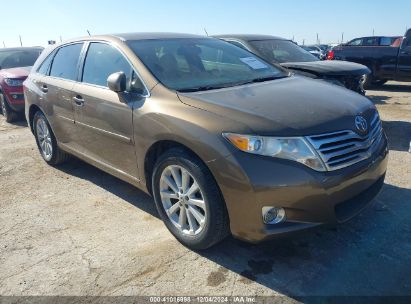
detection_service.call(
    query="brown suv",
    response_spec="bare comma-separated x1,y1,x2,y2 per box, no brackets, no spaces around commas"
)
24,33,388,249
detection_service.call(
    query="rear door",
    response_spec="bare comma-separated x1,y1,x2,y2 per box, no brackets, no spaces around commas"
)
397,36,411,81
40,43,83,147
72,42,147,178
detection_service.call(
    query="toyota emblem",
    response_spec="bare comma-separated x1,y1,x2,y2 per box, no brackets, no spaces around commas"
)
355,115,368,133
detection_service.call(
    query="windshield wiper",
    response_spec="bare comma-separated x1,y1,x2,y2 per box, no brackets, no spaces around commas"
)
178,85,232,93
243,75,287,84
178,75,288,93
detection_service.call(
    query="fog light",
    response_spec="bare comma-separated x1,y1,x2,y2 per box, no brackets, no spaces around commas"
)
262,207,286,224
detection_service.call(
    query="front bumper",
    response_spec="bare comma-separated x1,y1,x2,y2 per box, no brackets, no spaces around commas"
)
209,133,388,243
3,88,25,112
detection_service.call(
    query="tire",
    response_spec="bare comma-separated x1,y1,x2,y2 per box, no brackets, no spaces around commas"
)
371,80,387,87
362,73,374,89
0,93,18,123
33,111,70,165
152,148,229,250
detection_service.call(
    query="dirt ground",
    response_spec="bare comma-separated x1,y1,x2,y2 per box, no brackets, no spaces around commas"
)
0,82,410,300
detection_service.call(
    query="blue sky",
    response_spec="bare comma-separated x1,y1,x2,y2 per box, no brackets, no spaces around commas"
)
2,0,410,47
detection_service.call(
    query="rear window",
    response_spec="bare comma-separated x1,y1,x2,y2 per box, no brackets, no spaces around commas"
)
380,37,396,46
50,43,83,81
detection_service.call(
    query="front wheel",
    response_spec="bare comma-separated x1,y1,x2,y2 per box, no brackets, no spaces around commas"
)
362,73,374,90
152,148,229,250
33,111,70,165
0,94,18,123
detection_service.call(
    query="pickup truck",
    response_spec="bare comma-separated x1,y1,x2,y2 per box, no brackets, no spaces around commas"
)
329,30,411,88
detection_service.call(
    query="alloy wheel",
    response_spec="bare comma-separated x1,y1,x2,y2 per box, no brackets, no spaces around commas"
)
159,165,207,236
36,117,53,161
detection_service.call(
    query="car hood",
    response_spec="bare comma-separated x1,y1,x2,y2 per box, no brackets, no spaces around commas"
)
178,76,376,136
280,60,370,77
0,66,31,78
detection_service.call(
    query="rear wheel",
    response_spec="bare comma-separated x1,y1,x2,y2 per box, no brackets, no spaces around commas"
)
0,94,18,123
152,148,229,250
33,111,70,165
372,80,387,87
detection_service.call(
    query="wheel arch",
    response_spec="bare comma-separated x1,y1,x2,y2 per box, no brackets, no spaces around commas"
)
28,104,44,133
143,140,209,195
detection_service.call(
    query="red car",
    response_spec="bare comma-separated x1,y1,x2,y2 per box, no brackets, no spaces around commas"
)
0,47,43,122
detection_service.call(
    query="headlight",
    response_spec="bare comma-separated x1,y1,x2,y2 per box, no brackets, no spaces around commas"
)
4,78,24,87
223,133,326,171
323,78,344,87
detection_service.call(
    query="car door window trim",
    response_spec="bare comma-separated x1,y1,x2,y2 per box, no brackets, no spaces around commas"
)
46,42,85,82
224,39,250,51
79,40,150,97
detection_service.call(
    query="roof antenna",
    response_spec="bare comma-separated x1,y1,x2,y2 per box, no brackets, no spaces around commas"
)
87,30,91,36
203,28,209,36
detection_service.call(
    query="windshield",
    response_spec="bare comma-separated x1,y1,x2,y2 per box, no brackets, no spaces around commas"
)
0,49,42,69
127,38,287,92
249,40,319,63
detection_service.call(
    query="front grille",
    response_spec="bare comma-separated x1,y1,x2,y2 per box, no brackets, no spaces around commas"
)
306,112,383,171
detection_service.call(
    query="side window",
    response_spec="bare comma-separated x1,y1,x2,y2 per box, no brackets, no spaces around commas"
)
363,37,378,46
227,41,248,51
50,44,83,80
82,42,145,93
348,39,363,46
380,37,393,46
37,51,55,75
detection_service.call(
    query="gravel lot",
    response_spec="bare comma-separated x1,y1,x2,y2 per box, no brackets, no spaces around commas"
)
0,82,410,299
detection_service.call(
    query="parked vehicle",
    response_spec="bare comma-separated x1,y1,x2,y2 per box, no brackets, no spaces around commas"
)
300,45,321,58
215,34,370,94
24,33,388,249
0,47,43,122
301,45,326,60
329,33,410,87
317,44,332,52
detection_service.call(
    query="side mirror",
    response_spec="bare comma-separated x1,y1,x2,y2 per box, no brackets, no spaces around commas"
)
107,72,126,92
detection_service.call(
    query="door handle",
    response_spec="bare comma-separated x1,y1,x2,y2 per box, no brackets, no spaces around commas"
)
41,84,48,93
73,95,84,106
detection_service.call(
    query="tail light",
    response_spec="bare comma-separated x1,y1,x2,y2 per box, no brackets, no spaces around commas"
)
392,37,402,47
327,50,335,60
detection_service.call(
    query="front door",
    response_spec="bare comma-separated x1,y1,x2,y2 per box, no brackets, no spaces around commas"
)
72,42,146,179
